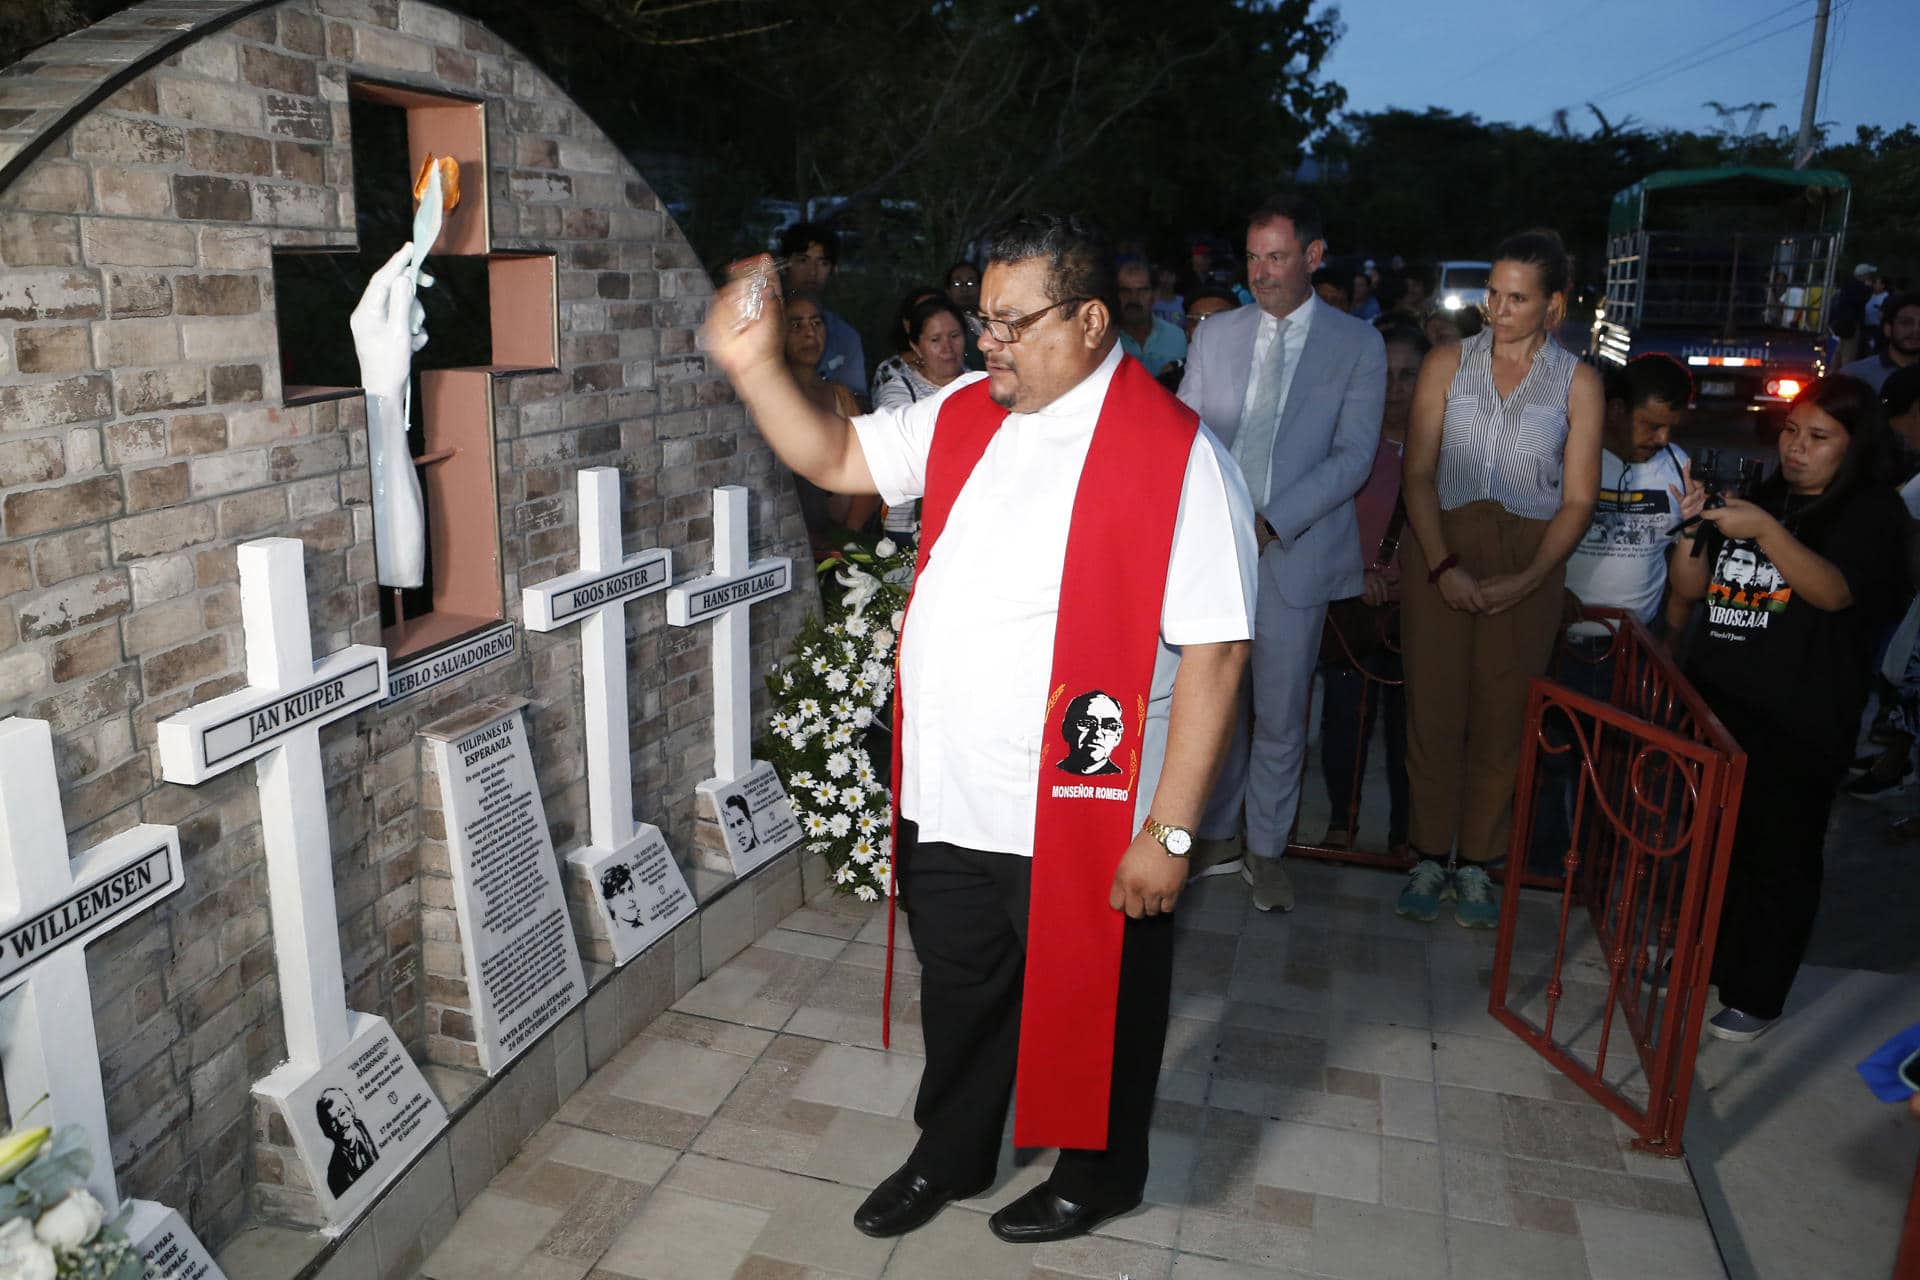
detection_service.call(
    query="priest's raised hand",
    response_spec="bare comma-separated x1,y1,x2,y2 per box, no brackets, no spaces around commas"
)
703,254,879,500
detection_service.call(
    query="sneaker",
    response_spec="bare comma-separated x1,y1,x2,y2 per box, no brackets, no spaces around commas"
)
1188,835,1245,881
1705,1007,1776,1042
1394,859,1452,923
1241,853,1295,912
1452,864,1499,929
1847,740,1913,799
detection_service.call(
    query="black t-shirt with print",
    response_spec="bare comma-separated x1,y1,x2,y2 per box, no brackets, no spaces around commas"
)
1685,483,1912,772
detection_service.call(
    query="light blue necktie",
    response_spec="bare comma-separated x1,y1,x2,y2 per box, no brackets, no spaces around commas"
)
1232,317,1289,509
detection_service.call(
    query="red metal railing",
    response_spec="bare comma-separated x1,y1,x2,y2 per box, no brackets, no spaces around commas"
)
1487,611,1746,1154
1285,602,1416,872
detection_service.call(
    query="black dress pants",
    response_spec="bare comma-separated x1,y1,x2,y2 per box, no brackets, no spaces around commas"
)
899,826,1174,1208
1708,739,1836,1020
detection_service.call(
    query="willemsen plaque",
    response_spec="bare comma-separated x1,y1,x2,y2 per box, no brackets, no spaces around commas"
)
427,706,586,1073
696,760,801,877
0,840,177,996
571,826,695,965
259,1012,447,1229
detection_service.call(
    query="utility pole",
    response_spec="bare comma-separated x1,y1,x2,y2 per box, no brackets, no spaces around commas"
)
1793,0,1831,168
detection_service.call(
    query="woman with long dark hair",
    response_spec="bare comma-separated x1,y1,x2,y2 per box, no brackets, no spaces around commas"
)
1668,374,1912,1040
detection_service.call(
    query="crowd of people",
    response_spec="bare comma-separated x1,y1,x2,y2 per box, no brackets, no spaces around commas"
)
707,201,1919,1247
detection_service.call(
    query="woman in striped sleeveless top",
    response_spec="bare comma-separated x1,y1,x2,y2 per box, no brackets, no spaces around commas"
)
1393,230,1604,927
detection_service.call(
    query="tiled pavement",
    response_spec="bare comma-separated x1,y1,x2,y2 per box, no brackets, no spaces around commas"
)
416,861,1727,1280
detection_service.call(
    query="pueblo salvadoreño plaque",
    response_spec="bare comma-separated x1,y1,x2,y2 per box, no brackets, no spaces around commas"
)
423,700,588,1074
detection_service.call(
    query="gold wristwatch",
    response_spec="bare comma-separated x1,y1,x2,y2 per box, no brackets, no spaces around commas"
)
1143,817,1194,858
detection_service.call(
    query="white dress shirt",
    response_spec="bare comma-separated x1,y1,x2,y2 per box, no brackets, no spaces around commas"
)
851,344,1258,856
1236,292,1317,438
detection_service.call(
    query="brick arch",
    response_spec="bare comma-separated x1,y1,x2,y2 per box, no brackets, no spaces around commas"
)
0,0,812,1243
0,1,281,193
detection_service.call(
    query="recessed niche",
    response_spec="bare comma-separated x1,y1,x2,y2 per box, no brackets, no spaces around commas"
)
264,78,560,661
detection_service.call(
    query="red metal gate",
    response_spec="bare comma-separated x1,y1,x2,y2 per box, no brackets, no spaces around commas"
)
1487,612,1746,1154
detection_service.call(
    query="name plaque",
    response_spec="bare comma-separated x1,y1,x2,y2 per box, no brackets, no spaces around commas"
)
524,548,672,631
668,560,791,627
0,841,177,996
158,648,385,784
383,623,516,704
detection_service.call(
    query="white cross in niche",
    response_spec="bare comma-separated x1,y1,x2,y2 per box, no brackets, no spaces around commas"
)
158,538,387,1071
0,717,225,1277
522,467,694,961
667,486,792,784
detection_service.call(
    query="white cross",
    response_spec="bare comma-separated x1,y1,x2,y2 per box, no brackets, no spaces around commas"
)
0,717,225,1277
158,538,386,1072
524,467,672,853
667,486,792,784
522,468,693,959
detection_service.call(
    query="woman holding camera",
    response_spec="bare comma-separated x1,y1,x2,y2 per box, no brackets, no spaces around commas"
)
1668,374,1911,1040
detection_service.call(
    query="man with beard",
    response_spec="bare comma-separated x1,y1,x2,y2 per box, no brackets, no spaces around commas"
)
1115,258,1187,378
1842,293,1920,394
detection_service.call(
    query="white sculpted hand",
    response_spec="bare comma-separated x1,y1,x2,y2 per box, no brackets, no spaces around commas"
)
352,244,429,589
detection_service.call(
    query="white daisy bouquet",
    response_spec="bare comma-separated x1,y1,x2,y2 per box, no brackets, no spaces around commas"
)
0,1115,143,1280
760,533,915,901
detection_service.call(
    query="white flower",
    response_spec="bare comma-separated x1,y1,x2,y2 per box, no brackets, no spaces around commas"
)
840,785,865,810
811,656,830,676
873,628,895,655
779,673,793,691
791,771,816,790
797,698,821,719
850,838,876,865
804,812,830,835
860,661,885,685
837,564,882,614
831,699,855,722
855,884,879,902
857,813,881,835
834,864,857,884
831,725,854,745
826,751,852,778
853,706,874,729
813,783,838,807
846,616,870,637
824,669,849,693
890,610,905,631
828,813,853,838
34,1189,104,1250
841,641,859,663
856,762,877,786
870,685,889,708
876,537,898,558
827,622,844,636
851,677,869,697
808,840,831,854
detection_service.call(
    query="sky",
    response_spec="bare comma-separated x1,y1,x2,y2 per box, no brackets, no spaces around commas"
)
1317,0,1914,142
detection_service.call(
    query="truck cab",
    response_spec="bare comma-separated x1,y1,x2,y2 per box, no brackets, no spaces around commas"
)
1593,167,1850,414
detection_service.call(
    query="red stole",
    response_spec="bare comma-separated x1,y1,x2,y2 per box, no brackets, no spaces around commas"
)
883,354,1196,1150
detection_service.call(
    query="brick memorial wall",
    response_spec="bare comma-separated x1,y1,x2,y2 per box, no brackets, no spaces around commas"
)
0,0,814,1249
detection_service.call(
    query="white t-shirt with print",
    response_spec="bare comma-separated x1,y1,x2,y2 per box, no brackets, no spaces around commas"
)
1564,445,1689,635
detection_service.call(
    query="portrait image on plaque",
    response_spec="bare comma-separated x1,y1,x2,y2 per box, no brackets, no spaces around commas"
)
697,760,801,877
276,1015,445,1225
574,827,695,965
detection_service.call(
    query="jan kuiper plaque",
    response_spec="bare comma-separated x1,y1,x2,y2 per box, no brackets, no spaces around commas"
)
424,701,587,1074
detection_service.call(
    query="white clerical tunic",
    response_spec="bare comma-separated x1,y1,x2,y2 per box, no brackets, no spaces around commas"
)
851,345,1258,857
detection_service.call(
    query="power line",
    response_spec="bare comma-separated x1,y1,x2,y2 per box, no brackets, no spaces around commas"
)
1534,0,1807,123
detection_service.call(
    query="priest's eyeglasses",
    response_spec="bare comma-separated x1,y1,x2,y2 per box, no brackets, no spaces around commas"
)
964,297,1089,343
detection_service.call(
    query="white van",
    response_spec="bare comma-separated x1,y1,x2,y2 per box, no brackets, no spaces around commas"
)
1436,260,1492,313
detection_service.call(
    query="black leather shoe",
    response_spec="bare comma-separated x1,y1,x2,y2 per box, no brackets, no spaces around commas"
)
852,1165,988,1238
987,1182,1140,1243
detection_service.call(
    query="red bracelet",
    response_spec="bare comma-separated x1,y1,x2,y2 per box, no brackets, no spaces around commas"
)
1427,554,1459,584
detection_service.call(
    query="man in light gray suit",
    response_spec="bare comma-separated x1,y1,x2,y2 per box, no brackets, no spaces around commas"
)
1178,194,1386,911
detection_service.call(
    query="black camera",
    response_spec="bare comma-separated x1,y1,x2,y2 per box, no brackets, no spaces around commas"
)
1687,448,1765,557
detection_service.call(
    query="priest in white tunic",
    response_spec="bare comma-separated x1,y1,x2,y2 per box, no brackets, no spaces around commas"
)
704,213,1256,1244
